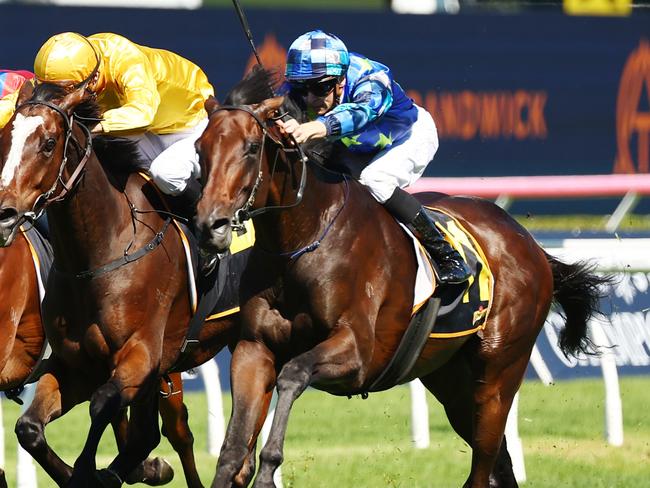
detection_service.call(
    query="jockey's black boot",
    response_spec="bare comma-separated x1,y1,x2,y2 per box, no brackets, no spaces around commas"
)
173,179,218,276
171,178,202,223
410,209,472,284
383,187,471,285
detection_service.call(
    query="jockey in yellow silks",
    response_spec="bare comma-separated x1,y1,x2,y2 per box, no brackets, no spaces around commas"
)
0,32,235,273
0,32,213,205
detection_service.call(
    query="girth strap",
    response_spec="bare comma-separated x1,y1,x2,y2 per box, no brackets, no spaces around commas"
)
367,297,441,393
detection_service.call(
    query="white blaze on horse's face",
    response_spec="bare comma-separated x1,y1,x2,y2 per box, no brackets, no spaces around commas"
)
1,113,44,188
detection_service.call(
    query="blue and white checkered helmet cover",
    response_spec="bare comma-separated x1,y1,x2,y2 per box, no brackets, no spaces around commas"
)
285,30,350,80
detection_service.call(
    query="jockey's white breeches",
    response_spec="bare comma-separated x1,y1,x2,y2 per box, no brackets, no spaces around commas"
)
359,105,438,203
125,118,208,196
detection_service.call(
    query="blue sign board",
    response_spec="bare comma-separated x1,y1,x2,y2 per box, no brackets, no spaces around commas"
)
1,5,648,179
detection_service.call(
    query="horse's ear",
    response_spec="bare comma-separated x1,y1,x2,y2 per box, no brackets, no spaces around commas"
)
254,96,285,121
15,80,35,107
58,86,93,115
204,95,219,116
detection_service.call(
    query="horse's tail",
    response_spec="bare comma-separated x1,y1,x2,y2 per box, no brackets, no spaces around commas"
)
545,253,613,358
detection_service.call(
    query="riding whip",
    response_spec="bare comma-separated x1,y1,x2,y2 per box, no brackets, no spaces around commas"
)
231,0,264,68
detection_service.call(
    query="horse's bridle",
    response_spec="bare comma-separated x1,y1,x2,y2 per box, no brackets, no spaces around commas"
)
14,99,93,225
209,104,308,232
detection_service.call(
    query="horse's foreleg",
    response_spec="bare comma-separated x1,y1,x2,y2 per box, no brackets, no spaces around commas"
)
212,340,276,488
109,402,174,487
100,392,163,487
15,368,88,487
156,373,203,488
69,340,159,487
253,327,363,488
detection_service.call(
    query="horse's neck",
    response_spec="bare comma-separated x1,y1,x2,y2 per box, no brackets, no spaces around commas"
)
48,153,128,269
255,160,344,253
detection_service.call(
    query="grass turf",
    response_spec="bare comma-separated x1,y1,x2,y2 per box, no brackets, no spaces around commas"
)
1,376,648,487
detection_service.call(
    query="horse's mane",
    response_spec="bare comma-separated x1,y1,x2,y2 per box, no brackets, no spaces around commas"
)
224,67,352,171
30,82,145,175
31,82,102,123
224,66,277,106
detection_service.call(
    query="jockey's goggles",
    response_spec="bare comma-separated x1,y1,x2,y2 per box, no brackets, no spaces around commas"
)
289,77,340,97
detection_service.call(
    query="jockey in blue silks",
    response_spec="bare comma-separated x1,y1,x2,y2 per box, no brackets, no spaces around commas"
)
277,30,471,284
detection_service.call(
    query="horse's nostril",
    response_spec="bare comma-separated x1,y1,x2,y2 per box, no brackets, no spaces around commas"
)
211,218,230,231
0,207,18,223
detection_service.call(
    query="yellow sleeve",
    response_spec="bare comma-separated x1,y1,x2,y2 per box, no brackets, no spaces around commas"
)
100,38,160,133
0,90,19,129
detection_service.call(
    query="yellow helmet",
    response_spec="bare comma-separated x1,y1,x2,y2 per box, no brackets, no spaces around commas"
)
34,32,100,84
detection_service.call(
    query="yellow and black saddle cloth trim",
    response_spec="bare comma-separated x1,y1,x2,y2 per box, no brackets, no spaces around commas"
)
20,224,53,303
424,206,494,338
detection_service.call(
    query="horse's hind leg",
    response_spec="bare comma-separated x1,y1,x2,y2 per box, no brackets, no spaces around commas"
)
156,373,204,488
420,350,521,488
15,366,90,487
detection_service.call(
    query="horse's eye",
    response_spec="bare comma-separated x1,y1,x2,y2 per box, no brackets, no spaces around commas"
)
248,142,261,155
42,138,56,154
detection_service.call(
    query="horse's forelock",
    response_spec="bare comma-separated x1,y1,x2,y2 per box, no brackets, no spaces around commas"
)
29,82,102,127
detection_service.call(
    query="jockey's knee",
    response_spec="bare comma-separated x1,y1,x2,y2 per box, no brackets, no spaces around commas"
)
358,177,397,204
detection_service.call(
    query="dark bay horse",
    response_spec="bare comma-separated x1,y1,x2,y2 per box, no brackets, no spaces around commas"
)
0,81,240,487
0,227,202,487
193,69,609,488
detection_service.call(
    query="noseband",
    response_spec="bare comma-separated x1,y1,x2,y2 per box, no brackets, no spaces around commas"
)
209,104,308,232
14,99,93,224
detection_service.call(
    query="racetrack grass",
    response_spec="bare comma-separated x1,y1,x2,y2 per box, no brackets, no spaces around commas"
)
515,213,650,233
1,376,648,487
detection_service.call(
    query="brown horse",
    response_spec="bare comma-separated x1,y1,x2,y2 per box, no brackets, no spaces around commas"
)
0,229,43,488
0,227,202,487
193,69,610,488
0,81,240,488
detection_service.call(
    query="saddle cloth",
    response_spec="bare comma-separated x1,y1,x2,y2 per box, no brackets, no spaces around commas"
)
175,219,254,320
137,171,254,321
405,207,494,338
20,225,52,308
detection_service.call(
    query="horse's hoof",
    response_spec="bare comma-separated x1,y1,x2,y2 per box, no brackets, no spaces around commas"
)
95,468,124,488
125,457,174,486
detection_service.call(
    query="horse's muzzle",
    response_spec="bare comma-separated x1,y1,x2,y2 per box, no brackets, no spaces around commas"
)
197,213,233,254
